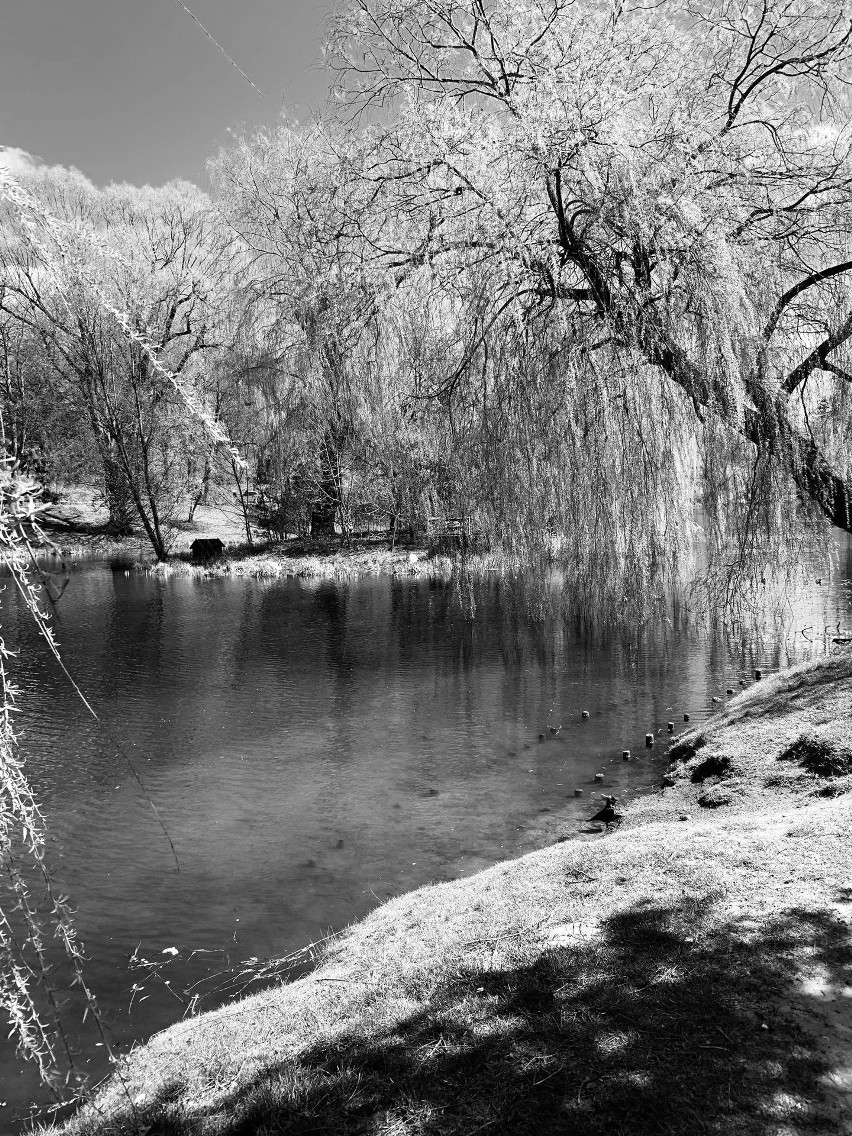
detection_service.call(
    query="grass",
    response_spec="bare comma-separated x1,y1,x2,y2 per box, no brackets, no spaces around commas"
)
139,542,508,582
43,653,852,1136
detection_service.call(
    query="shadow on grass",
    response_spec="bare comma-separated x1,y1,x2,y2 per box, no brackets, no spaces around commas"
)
103,895,852,1136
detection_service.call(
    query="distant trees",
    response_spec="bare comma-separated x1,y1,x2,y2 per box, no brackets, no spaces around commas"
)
211,120,501,546
0,171,226,557
0,313,84,484
212,123,389,539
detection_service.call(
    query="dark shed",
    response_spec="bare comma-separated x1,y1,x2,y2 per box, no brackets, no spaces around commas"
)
190,537,225,562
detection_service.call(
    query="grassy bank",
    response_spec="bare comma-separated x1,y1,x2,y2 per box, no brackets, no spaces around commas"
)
35,487,494,580
47,655,852,1136
35,490,249,562
42,530,498,582
140,542,506,582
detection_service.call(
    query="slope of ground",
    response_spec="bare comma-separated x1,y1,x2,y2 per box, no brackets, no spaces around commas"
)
37,485,253,558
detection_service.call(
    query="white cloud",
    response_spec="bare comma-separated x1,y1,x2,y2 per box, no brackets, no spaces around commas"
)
0,146,43,175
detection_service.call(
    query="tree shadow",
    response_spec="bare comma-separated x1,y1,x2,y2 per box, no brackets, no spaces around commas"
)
105,894,852,1135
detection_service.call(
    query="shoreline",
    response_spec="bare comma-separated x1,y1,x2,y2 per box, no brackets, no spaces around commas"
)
39,527,507,582
49,652,852,1135
139,543,501,582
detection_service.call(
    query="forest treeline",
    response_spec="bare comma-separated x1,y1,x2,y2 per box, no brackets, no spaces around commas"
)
2,0,852,616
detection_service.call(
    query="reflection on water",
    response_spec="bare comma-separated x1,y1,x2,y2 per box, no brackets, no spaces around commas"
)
1,549,852,1129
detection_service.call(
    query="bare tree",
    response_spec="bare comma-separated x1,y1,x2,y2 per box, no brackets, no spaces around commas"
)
0,171,225,557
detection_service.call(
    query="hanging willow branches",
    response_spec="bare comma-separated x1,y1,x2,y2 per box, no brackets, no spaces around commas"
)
312,0,852,612
0,166,244,1098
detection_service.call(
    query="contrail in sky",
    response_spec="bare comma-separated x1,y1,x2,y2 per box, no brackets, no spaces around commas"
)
172,0,266,99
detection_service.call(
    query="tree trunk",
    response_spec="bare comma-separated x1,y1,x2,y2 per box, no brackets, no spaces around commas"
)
310,494,337,537
232,459,254,547
310,430,344,537
626,288,852,538
102,453,135,536
186,455,211,523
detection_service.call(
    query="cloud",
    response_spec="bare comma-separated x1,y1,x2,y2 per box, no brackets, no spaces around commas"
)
0,146,43,175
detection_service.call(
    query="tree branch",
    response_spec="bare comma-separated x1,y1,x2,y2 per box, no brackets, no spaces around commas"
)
761,260,852,346
782,310,852,394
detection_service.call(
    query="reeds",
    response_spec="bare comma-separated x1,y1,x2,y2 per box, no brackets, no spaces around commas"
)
139,545,511,583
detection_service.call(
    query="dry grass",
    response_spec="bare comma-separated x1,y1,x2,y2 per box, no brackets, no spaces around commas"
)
142,543,510,583
43,653,852,1136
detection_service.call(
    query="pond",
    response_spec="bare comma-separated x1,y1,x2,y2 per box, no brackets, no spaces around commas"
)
2,551,852,1130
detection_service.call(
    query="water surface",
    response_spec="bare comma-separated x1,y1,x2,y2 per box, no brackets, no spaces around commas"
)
1,555,851,1129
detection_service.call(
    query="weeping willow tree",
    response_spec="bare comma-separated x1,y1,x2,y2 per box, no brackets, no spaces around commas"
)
211,124,388,540
322,0,852,620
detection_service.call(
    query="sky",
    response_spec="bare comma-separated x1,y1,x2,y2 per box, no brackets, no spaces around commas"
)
0,0,333,188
